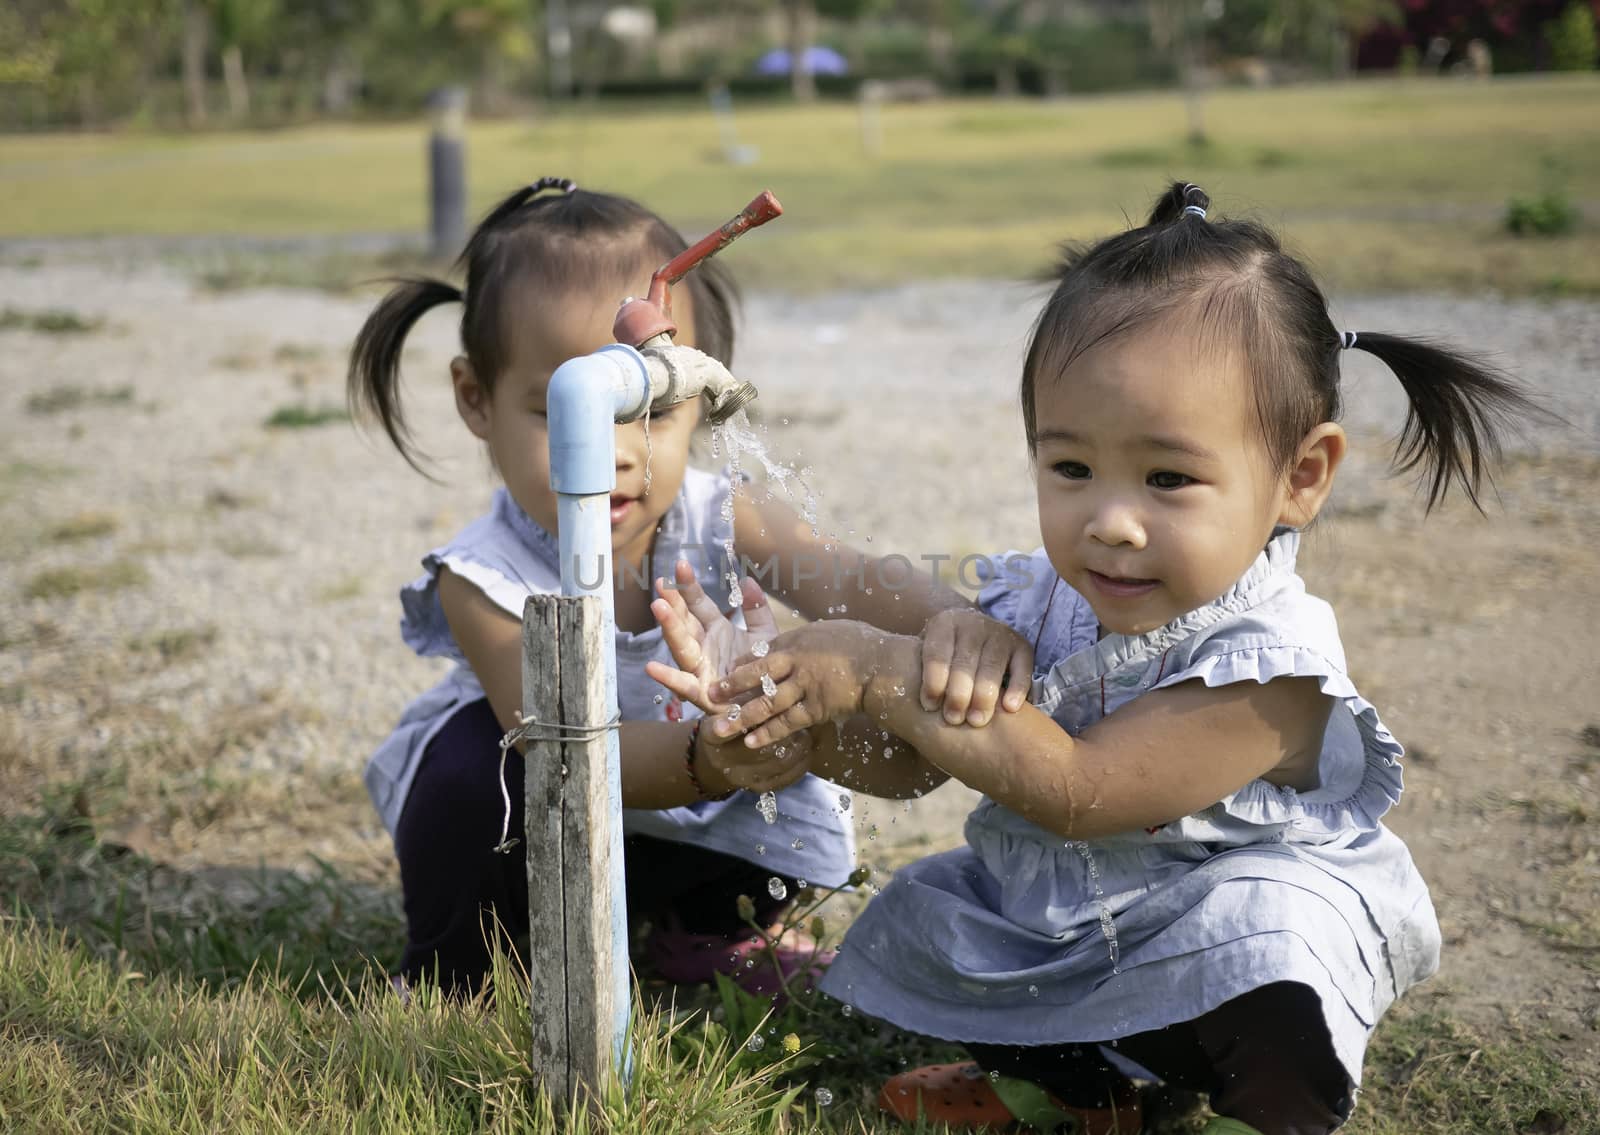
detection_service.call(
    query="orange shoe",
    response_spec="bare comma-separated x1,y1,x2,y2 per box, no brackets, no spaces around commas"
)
877,1062,1142,1133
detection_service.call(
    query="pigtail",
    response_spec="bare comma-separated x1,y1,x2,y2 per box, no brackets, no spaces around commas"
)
1148,181,1211,226
1348,333,1543,511
347,276,462,474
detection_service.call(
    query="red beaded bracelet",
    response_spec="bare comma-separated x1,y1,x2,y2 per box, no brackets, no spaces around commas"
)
685,719,735,802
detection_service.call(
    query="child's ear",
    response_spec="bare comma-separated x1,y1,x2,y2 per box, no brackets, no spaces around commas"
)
451,356,492,441
1277,422,1346,528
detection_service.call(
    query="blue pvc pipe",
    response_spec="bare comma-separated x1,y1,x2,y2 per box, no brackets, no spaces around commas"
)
546,342,653,1076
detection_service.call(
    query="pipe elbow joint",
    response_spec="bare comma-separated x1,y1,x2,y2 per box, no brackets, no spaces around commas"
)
547,344,651,495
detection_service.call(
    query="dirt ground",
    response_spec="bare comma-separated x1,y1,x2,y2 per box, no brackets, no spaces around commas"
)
2,261,1597,1093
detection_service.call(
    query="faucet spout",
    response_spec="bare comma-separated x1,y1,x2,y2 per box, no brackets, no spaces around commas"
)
628,343,757,425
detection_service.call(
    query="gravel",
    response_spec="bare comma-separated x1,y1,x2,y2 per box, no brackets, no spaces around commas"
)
3,263,1597,843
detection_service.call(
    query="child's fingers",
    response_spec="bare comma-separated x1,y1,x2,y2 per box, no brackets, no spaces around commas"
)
964,636,1012,727
651,597,704,672
742,700,819,749
920,618,955,712
675,559,726,626
1002,642,1033,712
654,577,702,643
644,658,720,711
715,654,793,701
939,635,984,725
709,674,804,739
739,577,780,641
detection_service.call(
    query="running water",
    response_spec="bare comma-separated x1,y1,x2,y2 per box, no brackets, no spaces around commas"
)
710,407,824,833
1069,841,1121,974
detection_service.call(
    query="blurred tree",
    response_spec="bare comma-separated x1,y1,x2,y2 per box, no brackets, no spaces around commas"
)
1548,0,1598,68
210,0,280,118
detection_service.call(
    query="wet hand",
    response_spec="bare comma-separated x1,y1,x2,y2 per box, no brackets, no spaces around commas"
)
707,621,905,749
919,608,1034,726
645,559,779,714
698,718,816,793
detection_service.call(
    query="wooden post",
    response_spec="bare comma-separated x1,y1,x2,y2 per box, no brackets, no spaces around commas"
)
523,594,629,1110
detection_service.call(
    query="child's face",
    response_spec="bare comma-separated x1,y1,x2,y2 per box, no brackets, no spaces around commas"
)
453,274,702,572
1032,323,1296,636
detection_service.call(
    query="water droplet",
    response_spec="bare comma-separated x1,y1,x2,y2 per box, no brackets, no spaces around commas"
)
796,878,807,888
814,1087,834,1107
1028,984,1040,997
746,1034,765,1052
791,838,805,850
988,1070,1001,1082
867,824,879,841
653,694,664,704
838,792,852,811
754,843,766,856
1068,841,1121,973
840,1003,854,1017
752,640,770,658
881,746,894,759
767,876,788,901
761,673,778,698
727,703,742,722
757,791,778,824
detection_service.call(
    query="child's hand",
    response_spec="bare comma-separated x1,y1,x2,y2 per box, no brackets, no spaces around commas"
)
919,608,1034,726
698,719,816,793
646,560,779,714
707,621,908,749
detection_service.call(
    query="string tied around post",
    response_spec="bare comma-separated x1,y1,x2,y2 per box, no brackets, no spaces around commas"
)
493,712,622,854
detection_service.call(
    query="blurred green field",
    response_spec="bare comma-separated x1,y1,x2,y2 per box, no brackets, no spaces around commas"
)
4,75,1599,294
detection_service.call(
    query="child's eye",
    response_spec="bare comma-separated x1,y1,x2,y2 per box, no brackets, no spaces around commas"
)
1052,461,1091,481
1148,471,1193,490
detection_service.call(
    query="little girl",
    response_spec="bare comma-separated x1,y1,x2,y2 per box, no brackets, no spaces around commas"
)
349,178,1028,997
662,183,1538,1133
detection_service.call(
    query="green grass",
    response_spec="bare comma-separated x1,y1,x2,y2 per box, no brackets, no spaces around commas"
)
22,559,148,599
3,76,1598,294
0,308,105,334
0,784,1593,1134
25,385,134,416
263,404,349,429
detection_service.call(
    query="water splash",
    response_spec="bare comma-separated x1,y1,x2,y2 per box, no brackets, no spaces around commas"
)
710,408,820,532
757,791,778,824
1068,841,1121,974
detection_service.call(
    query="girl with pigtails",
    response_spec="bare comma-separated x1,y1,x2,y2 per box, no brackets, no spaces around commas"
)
653,182,1541,1133
348,179,1032,1000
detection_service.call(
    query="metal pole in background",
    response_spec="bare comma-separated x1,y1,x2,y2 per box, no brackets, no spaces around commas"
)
546,0,574,98
427,86,468,261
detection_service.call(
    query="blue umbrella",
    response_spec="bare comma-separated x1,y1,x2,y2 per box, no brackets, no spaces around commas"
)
754,46,849,77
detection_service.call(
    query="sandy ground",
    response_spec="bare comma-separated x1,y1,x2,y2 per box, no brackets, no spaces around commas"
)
2,262,1597,1084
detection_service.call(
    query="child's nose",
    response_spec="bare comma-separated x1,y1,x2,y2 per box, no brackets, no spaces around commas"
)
614,420,646,470
1086,497,1146,548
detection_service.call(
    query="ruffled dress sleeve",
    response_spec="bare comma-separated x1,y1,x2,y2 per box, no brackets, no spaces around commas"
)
1152,595,1406,842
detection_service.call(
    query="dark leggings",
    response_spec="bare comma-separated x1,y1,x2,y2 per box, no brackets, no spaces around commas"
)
394,698,792,995
967,982,1354,1135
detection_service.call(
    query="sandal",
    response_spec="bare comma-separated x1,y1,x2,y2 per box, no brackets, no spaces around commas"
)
645,924,835,1001
878,1062,1143,1133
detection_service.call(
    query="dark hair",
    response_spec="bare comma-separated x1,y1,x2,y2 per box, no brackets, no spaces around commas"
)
1021,181,1540,510
348,179,739,472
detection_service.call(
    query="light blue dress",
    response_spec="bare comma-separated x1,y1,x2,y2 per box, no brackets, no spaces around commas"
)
820,530,1439,1086
363,467,857,888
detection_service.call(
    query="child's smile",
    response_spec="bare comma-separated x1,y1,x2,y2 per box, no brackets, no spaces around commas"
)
1032,322,1293,636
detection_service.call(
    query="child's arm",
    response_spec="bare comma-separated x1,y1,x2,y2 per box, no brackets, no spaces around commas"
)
711,625,1332,839
439,567,754,808
733,491,964,634
733,493,1033,723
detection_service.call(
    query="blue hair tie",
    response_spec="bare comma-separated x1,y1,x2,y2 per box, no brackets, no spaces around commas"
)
1183,204,1207,220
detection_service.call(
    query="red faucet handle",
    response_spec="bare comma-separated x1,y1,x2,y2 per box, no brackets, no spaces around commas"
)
614,296,678,348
